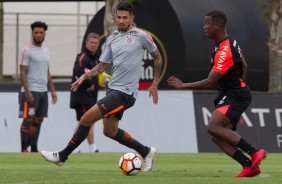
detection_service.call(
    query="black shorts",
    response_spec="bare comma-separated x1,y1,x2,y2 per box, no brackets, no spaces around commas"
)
214,86,252,129
19,91,48,118
97,89,136,120
73,104,93,121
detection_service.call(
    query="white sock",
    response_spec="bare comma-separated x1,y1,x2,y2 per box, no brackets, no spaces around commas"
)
89,144,98,152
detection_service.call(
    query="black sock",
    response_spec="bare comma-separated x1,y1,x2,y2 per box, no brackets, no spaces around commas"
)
59,124,90,161
232,150,252,167
236,138,258,155
112,128,149,158
30,122,42,152
20,120,31,152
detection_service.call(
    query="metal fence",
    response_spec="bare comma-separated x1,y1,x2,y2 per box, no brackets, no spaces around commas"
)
3,12,99,79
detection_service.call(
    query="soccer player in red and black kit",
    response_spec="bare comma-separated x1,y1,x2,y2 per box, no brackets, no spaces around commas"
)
168,10,267,178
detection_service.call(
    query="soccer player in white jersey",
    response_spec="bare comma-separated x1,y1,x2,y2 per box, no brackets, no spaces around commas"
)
41,2,162,172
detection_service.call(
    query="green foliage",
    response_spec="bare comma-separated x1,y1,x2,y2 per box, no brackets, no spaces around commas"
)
127,0,141,5
257,0,271,22
0,152,280,184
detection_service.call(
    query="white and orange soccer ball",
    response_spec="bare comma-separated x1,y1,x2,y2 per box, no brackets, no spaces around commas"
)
118,152,143,176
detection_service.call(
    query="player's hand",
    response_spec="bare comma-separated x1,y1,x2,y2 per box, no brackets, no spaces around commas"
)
167,76,184,89
148,84,158,104
87,84,95,92
51,91,57,104
25,91,34,104
71,74,85,91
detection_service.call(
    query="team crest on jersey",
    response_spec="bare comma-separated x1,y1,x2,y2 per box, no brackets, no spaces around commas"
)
28,107,35,116
125,35,135,45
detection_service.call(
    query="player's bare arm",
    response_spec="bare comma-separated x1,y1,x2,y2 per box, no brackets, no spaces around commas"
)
47,67,57,104
20,65,34,103
71,62,109,92
151,49,162,84
241,55,247,81
168,70,222,90
84,62,109,80
148,49,162,104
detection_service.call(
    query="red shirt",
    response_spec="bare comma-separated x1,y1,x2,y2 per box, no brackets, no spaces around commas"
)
211,36,246,91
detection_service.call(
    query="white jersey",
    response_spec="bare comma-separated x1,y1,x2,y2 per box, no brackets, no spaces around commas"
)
99,26,157,97
20,43,50,92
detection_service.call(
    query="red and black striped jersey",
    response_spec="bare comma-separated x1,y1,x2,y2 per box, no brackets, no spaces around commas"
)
211,36,246,91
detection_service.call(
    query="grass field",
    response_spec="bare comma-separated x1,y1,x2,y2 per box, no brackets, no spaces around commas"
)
0,152,281,184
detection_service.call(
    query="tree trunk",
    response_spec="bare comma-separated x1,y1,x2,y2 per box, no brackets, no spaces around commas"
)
0,2,3,81
268,0,282,92
104,0,125,37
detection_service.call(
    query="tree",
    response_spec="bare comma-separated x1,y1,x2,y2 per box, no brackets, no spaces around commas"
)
268,0,282,92
0,2,3,81
258,0,282,92
103,0,125,37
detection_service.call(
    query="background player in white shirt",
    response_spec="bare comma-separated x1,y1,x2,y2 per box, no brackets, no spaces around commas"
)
19,21,57,152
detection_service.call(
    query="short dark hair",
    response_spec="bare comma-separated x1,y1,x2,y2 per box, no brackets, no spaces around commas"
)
30,21,48,31
86,32,100,41
206,10,227,27
117,2,134,15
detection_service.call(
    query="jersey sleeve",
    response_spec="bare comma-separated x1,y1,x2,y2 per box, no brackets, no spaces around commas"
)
142,32,157,54
99,36,113,64
20,46,31,66
212,40,233,75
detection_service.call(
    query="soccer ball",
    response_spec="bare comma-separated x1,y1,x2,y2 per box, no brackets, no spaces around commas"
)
119,152,143,176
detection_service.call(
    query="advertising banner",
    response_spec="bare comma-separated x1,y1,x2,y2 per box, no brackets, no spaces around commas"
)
194,92,282,153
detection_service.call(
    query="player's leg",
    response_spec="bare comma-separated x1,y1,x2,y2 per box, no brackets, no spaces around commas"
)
31,92,48,152
20,118,32,152
211,135,260,177
208,110,261,177
103,116,150,157
83,104,98,152
99,89,155,171
87,125,99,152
29,117,43,152
74,105,98,152
19,91,33,152
211,136,250,166
103,116,155,171
211,91,265,157
41,104,103,165
60,104,103,160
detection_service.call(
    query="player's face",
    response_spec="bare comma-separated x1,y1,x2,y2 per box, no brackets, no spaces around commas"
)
116,10,134,32
203,16,218,39
32,27,45,45
86,38,99,54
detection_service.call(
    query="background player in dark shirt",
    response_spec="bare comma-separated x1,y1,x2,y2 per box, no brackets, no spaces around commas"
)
70,33,101,153
168,10,267,178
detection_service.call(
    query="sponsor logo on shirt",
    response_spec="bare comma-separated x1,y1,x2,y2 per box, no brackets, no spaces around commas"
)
218,96,226,105
216,46,228,71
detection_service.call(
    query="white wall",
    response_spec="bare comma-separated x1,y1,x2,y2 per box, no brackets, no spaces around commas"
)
3,2,104,14
0,90,198,153
3,2,105,77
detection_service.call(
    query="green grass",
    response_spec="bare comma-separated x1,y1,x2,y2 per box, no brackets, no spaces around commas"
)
0,152,281,184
